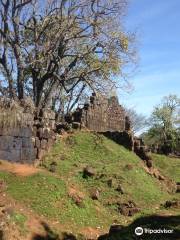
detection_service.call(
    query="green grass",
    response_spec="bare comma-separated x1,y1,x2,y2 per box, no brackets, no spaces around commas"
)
0,131,178,236
0,172,67,218
0,170,112,230
10,212,28,236
11,212,27,227
152,153,180,182
43,132,169,206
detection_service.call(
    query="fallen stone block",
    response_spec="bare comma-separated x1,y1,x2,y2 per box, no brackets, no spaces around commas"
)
83,166,96,178
49,161,57,173
90,189,100,200
115,185,124,194
118,201,140,216
72,122,81,129
164,200,180,209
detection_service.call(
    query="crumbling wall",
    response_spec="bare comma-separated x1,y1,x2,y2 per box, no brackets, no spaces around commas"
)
0,98,56,164
102,131,152,167
72,93,126,132
0,127,36,163
102,131,134,150
34,108,56,161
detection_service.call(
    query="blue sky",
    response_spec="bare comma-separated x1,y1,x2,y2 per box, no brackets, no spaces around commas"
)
119,0,180,116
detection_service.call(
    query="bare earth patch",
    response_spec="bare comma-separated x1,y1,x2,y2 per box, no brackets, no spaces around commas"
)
68,185,86,199
80,227,103,240
0,160,40,176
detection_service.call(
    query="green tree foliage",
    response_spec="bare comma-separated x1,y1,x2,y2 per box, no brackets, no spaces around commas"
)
142,94,180,153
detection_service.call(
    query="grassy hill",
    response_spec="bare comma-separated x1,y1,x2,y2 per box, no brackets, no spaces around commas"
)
0,131,179,239
152,153,180,182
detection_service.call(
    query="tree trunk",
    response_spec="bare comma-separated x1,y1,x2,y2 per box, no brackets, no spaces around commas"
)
17,70,24,100
33,77,44,109
42,80,57,109
13,45,24,100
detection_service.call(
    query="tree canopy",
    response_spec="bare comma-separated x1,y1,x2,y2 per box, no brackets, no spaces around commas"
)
142,94,180,153
0,0,136,111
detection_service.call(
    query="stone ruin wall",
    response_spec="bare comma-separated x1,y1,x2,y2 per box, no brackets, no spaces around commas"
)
73,93,127,132
0,98,56,164
0,94,150,164
72,93,151,164
71,93,136,151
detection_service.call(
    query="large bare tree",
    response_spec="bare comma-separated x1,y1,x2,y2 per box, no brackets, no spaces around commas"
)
0,0,32,99
0,0,136,111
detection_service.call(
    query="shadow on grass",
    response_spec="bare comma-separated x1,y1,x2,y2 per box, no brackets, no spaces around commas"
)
32,222,77,240
98,215,180,240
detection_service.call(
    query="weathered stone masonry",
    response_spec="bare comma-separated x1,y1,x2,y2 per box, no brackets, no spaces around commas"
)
0,99,56,164
73,93,127,132
0,94,150,164
71,93,133,150
0,127,36,163
71,93,151,162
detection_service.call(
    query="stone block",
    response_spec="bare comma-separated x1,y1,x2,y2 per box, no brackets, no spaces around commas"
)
42,128,50,139
37,148,45,159
49,120,55,129
0,136,23,151
8,127,33,137
43,121,49,128
21,147,36,162
47,138,53,148
37,128,43,139
42,108,55,120
31,137,36,146
32,126,37,136
0,128,20,137
72,122,81,129
0,136,13,150
35,137,41,148
10,137,22,150
0,150,11,161
9,149,21,162
34,147,38,158
22,127,33,137
41,139,48,149
0,127,5,136
22,137,34,148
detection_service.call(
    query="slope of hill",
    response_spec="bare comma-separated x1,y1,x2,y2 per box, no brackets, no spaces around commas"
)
152,153,180,182
0,131,179,239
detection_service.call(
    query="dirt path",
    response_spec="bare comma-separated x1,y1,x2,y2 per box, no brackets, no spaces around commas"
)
0,160,40,177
